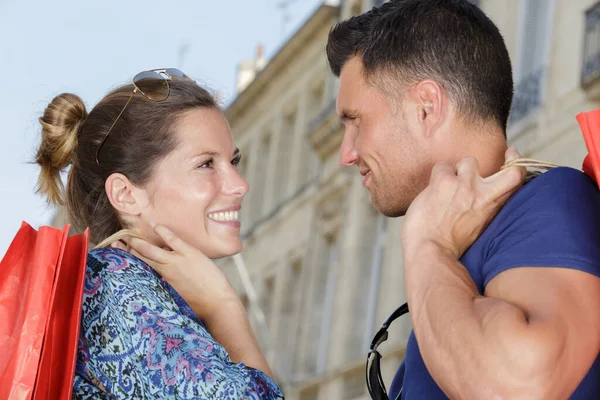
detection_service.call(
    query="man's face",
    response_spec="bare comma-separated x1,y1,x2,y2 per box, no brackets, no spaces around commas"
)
337,57,433,217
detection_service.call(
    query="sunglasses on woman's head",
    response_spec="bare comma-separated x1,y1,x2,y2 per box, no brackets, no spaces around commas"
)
366,302,409,400
95,68,189,166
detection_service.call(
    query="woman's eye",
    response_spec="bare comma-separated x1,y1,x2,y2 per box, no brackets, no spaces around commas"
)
197,159,214,169
232,155,242,166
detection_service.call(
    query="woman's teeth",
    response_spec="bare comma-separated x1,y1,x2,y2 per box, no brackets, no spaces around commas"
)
208,211,240,222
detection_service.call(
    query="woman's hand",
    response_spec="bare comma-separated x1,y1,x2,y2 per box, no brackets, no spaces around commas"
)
115,223,240,323
111,223,275,379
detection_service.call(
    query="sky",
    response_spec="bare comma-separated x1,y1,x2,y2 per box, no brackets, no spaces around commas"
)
0,0,324,256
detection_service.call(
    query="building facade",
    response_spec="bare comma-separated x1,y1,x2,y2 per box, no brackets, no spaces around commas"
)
49,0,600,398
221,0,600,399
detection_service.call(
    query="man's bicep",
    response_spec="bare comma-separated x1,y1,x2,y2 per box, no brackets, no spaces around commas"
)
485,267,600,386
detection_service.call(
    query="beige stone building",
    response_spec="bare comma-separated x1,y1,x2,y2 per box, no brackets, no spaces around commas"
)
220,0,600,399
50,0,600,398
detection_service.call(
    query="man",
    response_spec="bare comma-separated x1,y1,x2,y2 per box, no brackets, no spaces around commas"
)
326,0,600,399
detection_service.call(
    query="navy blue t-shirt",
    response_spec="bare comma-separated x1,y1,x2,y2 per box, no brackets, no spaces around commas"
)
388,167,600,399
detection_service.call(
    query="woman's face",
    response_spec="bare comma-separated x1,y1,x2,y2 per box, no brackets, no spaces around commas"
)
142,107,249,259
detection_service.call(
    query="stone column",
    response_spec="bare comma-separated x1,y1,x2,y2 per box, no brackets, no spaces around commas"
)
326,177,370,370
267,257,289,373
244,132,260,229
289,88,310,194
263,114,284,213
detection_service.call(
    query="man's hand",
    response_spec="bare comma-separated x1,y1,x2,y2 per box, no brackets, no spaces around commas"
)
402,148,526,259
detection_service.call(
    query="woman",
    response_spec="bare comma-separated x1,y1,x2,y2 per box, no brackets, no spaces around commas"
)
35,69,283,399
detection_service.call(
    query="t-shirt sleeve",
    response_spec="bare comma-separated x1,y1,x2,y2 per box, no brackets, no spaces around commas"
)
75,249,283,400
482,168,600,287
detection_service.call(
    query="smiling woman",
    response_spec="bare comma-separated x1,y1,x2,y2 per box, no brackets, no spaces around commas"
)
34,69,283,399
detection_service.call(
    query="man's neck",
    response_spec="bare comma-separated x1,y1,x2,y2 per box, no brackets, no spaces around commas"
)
444,123,507,178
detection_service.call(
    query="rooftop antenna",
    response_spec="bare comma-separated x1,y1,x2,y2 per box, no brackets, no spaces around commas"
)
178,42,190,69
275,0,300,38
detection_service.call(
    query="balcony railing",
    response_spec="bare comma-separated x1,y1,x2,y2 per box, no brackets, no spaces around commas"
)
509,68,544,126
308,99,337,134
582,2,600,87
306,99,343,160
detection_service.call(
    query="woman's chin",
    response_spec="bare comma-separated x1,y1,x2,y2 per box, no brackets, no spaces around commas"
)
201,239,243,260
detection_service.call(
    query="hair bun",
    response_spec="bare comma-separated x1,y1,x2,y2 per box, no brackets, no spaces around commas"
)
35,93,88,205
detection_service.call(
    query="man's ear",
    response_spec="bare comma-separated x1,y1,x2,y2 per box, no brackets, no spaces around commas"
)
104,173,149,217
410,79,446,139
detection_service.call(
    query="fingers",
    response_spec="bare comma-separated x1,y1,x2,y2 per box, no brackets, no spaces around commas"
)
452,151,524,205
110,240,128,251
127,236,174,265
482,166,524,205
503,147,527,181
505,147,520,163
109,239,160,269
127,246,161,271
456,157,479,185
478,147,526,204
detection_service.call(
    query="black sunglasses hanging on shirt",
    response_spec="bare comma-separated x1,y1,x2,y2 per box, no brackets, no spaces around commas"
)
366,302,409,400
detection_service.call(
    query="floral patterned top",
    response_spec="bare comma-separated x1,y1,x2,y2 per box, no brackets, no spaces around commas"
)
73,248,283,399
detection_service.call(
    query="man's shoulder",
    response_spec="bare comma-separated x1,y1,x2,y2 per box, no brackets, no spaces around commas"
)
501,166,599,220
472,166,600,285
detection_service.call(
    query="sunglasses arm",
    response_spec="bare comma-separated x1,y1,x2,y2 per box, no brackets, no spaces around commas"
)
95,89,137,165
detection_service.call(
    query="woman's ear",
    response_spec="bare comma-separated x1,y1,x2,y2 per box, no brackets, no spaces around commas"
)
104,173,149,217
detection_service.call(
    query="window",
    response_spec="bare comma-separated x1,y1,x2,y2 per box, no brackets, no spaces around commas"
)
317,237,338,374
351,0,361,16
261,275,275,329
238,147,249,178
238,147,250,229
363,214,387,351
278,260,303,378
307,80,325,129
250,132,271,224
582,3,600,86
303,234,339,375
510,0,554,125
346,206,382,362
274,111,296,202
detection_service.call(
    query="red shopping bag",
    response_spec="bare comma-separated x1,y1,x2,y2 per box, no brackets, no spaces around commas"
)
576,111,600,187
33,227,89,399
0,222,89,400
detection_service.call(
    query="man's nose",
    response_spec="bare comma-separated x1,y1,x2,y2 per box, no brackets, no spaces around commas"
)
339,131,359,166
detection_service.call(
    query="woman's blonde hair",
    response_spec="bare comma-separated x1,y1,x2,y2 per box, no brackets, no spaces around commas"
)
35,78,218,245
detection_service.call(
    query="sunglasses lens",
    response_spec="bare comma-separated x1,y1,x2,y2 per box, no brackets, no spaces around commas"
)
366,351,388,400
133,71,169,101
165,68,188,79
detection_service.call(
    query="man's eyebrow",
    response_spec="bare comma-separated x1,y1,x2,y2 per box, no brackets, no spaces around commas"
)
339,109,358,121
232,148,240,157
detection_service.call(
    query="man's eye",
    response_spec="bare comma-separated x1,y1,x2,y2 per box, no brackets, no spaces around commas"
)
232,155,242,166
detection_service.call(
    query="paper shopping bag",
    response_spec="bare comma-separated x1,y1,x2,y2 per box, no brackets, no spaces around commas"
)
33,228,89,400
576,110,600,187
0,222,89,400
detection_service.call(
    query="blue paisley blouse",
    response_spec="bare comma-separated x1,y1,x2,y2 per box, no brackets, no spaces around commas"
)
73,248,283,399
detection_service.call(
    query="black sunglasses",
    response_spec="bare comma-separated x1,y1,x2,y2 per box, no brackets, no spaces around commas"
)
366,302,409,400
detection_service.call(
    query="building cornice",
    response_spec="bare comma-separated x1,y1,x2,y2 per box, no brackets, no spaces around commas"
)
225,4,340,121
